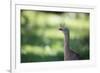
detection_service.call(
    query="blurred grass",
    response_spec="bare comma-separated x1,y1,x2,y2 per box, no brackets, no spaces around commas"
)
21,10,89,62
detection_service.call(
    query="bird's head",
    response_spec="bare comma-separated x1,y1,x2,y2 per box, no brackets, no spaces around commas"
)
59,24,69,34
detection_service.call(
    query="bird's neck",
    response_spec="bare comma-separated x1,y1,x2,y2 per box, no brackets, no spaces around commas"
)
64,31,70,60
64,32,70,51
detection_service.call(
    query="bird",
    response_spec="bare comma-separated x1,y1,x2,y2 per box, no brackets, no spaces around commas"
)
59,24,80,60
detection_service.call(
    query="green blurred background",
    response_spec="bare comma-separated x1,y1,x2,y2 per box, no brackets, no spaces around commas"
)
21,10,89,63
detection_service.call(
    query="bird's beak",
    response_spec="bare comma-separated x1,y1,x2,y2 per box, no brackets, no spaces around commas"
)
59,28,63,30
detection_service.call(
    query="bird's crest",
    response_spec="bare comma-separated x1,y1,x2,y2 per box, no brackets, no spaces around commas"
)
59,23,69,32
59,24,65,28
